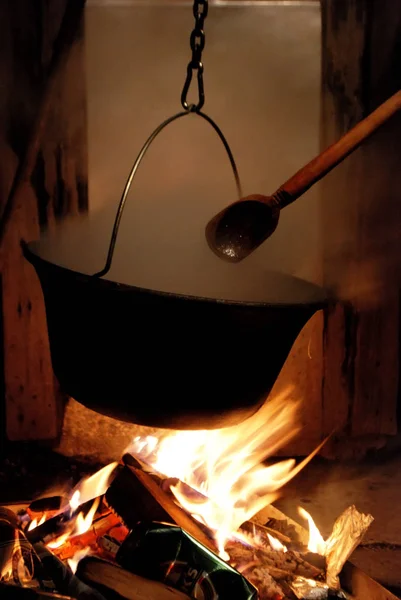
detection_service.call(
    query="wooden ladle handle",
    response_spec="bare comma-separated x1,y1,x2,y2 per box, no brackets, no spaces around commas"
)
206,90,401,262
276,90,401,206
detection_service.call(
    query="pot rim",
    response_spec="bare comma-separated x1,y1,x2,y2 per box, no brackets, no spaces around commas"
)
23,240,330,309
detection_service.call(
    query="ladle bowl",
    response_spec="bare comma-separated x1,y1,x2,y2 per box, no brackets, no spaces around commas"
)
206,90,401,262
24,242,327,429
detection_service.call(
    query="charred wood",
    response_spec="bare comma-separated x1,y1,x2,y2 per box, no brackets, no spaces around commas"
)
29,497,69,514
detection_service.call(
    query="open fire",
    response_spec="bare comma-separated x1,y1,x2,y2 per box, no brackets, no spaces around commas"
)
1,389,376,599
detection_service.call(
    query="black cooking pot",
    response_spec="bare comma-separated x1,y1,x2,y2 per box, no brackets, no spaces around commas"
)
22,107,328,429
24,240,326,429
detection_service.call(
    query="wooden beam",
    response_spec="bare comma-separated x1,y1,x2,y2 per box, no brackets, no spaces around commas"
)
0,1,87,441
321,0,401,456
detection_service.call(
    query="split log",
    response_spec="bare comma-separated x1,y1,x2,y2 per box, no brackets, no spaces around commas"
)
120,456,293,548
77,556,191,600
106,464,216,553
105,465,172,526
29,497,70,514
130,464,216,553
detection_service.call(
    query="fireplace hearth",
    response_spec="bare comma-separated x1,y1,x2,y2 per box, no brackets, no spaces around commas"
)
1,419,401,600
0,464,389,599
1,0,401,598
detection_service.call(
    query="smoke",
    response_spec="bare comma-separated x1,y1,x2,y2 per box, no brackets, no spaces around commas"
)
82,2,322,287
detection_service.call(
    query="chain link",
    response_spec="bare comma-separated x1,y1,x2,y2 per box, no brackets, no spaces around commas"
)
181,0,208,112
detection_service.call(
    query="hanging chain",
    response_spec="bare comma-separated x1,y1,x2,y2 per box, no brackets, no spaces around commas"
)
92,0,244,279
181,0,208,112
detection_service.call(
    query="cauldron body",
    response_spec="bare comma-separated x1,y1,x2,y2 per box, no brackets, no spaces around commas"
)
24,244,326,429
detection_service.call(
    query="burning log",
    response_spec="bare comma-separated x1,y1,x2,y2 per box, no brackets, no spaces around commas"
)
226,541,323,581
106,464,216,553
77,556,192,600
105,465,172,526
240,521,293,547
26,512,73,545
119,456,294,552
29,497,69,514
52,512,127,561
26,496,113,547
130,465,217,552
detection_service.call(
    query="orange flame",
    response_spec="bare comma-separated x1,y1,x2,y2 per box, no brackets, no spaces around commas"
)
267,533,287,553
68,546,91,574
298,507,326,554
27,514,46,532
43,462,117,549
71,462,118,506
127,387,325,558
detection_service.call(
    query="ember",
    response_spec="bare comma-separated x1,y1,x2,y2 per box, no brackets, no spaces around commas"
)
0,387,386,599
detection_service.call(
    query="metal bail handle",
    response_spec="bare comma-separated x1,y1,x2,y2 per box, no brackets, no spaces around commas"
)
93,110,243,278
92,0,242,278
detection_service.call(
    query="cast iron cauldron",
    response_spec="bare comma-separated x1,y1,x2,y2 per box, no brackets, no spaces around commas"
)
24,238,326,429
22,106,327,430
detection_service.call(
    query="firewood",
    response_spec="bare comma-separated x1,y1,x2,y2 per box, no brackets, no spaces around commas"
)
77,556,191,600
226,540,323,581
106,464,216,553
29,496,69,514
240,520,292,546
234,563,289,600
52,512,125,561
130,465,217,552
26,511,72,544
27,498,111,546
105,465,172,526
121,456,295,552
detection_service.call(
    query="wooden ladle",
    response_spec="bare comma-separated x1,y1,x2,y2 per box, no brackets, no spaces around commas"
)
206,90,401,262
